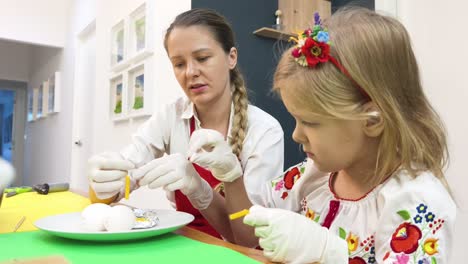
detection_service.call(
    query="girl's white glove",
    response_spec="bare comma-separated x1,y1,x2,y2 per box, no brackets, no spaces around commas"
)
188,129,242,182
88,152,135,199
244,205,348,264
132,153,213,210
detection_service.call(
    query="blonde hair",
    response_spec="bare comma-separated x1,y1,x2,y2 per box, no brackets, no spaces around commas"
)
164,8,248,157
273,8,450,188
229,68,249,157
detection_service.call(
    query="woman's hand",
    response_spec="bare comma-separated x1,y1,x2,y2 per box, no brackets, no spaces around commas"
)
188,129,242,182
132,153,213,210
88,152,135,199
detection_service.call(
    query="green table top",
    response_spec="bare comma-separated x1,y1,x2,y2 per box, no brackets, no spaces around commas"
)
0,231,260,263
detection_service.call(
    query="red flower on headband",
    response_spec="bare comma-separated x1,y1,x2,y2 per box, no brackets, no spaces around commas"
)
301,38,330,67
288,12,372,101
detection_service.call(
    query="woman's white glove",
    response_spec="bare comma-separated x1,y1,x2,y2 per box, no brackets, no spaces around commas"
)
132,153,213,210
88,152,135,199
188,129,242,182
243,205,348,264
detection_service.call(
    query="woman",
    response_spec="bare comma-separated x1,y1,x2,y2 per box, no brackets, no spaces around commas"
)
88,8,284,245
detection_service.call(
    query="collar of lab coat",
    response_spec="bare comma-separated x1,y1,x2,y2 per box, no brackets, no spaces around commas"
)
181,100,234,140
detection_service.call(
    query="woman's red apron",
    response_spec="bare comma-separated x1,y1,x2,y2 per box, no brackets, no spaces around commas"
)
174,117,223,239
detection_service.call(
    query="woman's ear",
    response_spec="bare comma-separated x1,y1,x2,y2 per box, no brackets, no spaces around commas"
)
228,47,238,69
362,102,384,137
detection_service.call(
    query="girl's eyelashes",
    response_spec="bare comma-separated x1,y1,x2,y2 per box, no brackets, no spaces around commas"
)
302,121,320,127
301,120,320,127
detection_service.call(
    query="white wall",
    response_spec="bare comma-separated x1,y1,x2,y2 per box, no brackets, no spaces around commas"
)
92,0,188,155
17,0,190,209
395,0,468,262
24,46,65,185
0,0,72,48
91,0,189,208
0,40,32,82
24,0,94,186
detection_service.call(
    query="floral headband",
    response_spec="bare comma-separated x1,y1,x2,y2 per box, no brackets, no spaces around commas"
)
290,13,371,101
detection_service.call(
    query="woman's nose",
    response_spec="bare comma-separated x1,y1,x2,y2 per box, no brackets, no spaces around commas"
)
186,61,200,78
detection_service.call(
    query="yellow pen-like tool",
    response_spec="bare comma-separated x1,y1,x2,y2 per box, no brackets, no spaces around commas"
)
125,175,130,200
229,209,249,220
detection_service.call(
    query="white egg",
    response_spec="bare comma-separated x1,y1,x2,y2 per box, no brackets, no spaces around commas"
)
103,205,136,232
81,203,111,231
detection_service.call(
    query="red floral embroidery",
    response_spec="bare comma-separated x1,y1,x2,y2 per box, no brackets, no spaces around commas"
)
390,223,422,254
281,192,288,200
383,251,390,261
348,257,367,264
283,167,300,190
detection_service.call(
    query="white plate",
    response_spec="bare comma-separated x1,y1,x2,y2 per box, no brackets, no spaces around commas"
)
34,210,194,241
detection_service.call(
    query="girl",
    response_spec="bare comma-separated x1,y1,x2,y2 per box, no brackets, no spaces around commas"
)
87,8,284,244
192,8,456,263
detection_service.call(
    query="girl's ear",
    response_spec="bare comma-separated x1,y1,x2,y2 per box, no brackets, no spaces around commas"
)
228,47,238,70
362,102,384,137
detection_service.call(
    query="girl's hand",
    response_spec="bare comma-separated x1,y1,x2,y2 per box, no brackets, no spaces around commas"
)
243,205,348,263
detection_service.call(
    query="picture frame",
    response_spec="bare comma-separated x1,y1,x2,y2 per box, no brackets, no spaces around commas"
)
127,63,146,116
47,72,61,113
110,74,126,120
27,88,35,122
42,80,49,118
32,87,39,120
107,3,155,121
127,3,152,64
130,3,146,54
37,84,43,119
110,20,129,72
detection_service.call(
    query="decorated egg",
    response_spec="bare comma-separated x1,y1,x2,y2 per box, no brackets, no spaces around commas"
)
103,205,136,232
81,203,111,231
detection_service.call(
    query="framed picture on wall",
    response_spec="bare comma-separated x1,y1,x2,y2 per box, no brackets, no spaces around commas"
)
37,84,43,119
47,72,61,113
110,74,126,120
27,88,35,122
32,87,39,120
42,80,49,118
48,74,55,113
110,20,129,72
128,3,152,63
128,63,146,116
131,4,146,53
107,3,155,121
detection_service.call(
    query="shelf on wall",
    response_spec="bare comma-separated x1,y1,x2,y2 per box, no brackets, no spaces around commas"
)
253,27,297,41
254,0,331,41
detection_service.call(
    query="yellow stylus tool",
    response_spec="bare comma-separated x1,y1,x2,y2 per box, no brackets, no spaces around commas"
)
229,209,249,220
125,175,130,200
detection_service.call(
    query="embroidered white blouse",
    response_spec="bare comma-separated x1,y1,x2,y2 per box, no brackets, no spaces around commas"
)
263,158,456,264
120,96,285,207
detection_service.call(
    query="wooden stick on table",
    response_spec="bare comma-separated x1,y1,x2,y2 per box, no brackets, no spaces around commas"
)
13,216,26,232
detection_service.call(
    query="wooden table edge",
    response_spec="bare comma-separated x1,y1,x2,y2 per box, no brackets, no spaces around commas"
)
174,226,269,263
